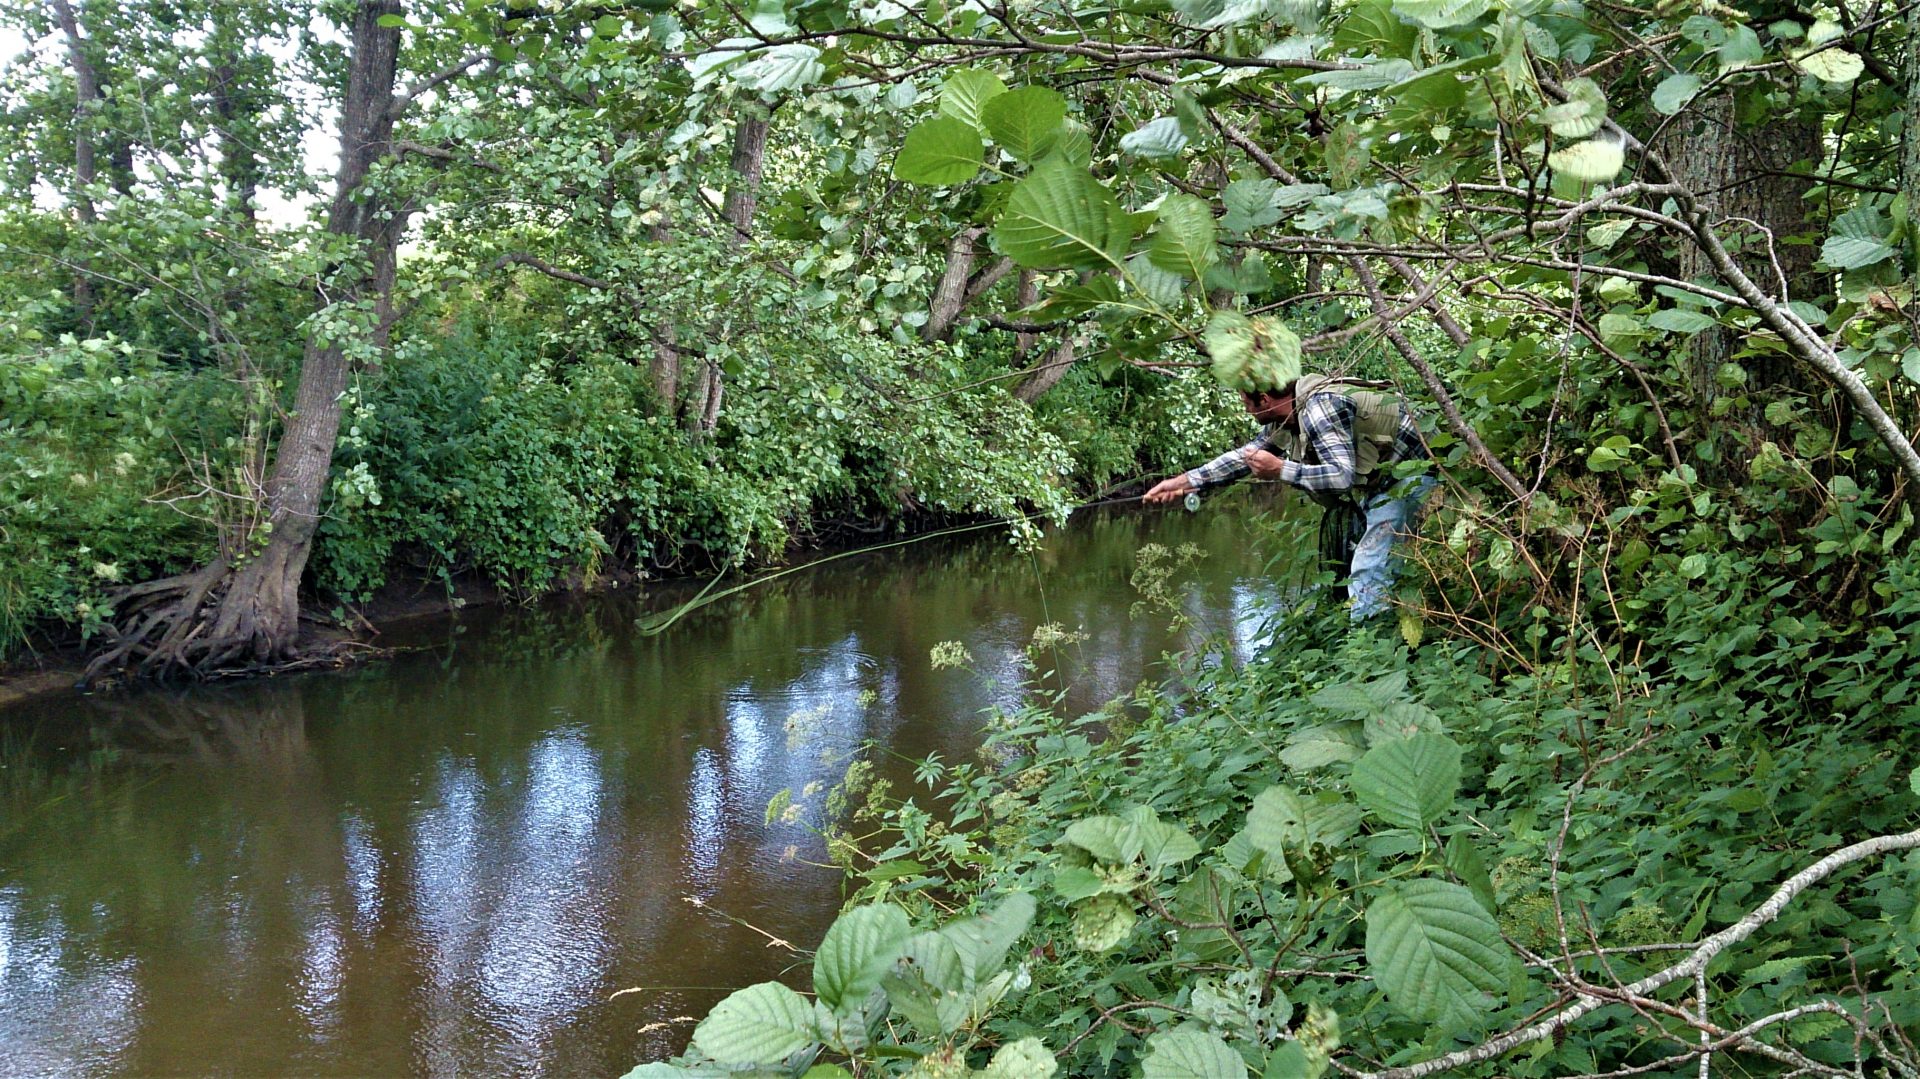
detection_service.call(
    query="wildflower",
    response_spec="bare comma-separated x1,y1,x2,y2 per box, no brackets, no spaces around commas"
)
929,640,972,669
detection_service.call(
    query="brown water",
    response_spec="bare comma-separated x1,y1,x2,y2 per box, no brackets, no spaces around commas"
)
0,504,1296,1077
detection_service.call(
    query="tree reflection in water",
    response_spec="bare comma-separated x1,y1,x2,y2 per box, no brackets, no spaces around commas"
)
0,502,1304,1076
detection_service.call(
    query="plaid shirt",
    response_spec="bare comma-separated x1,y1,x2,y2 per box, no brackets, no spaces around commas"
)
1185,390,1427,498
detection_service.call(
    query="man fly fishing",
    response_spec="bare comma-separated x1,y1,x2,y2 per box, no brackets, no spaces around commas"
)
1143,316,1434,621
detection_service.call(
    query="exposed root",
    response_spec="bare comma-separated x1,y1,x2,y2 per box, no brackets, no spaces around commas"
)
80,558,381,687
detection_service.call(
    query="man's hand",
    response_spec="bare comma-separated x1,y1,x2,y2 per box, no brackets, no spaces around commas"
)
1143,474,1193,506
1245,449,1285,480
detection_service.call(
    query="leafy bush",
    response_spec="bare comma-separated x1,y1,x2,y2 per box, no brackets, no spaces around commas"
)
633,545,1920,1077
0,335,236,653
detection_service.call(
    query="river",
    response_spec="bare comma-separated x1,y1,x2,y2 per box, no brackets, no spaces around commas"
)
0,502,1299,1077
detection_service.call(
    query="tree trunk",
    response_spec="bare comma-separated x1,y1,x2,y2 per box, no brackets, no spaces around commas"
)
50,0,99,330
722,107,769,248
203,0,404,665
924,227,984,342
1013,271,1038,359
1013,333,1077,403
1663,90,1820,408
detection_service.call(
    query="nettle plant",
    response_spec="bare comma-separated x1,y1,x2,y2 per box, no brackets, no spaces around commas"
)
630,674,1525,1077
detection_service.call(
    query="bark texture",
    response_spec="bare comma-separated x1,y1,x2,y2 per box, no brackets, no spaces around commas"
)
924,227,984,341
205,0,405,664
1662,91,1820,403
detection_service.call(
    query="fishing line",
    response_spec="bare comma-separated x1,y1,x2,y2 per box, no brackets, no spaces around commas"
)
635,489,1165,636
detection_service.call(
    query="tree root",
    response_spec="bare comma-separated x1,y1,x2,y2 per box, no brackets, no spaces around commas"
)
80,558,380,688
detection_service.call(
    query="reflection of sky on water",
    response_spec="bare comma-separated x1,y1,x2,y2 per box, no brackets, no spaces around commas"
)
0,505,1303,1077
0,888,142,1078
341,814,383,935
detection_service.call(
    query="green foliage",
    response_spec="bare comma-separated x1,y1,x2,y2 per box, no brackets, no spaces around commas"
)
0,335,236,652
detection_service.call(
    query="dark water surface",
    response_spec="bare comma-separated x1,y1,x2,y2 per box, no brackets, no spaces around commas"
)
0,505,1292,1077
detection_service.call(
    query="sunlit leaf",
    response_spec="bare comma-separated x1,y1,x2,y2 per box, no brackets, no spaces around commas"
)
940,68,1008,131
982,86,1067,161
692,982,818,1064
993,160,1130,270
1147,194,1219,281
1547,138,1625,183
893,117,984,185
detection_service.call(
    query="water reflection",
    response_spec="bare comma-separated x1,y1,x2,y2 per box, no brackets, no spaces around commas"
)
0,502,1299,1076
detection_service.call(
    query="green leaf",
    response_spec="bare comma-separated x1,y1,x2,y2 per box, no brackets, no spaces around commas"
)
1126,804,1202,869
1148,194,1220,281
984,1037,1059,1078
1537,77,1606,138
1245,785,1311,862
993,160,1130,270
940,69,1008,131
1063,815,1131,862
1333,0,1417,57
1129,254,1189,309
1793,38,1865,83
1221,179,1282,233
1365,880,1512,1028
1281,723,1366,769
1646,308,1718,333
1822,205,1896,270
735,43,826,94
1044,120,1093,168
1444,833,1497,914
1350,732,1463,830
1586,219,1632,248
1909,765,1920,797
893,117,985,185
1206,311,1302,391
813,903,912,1011
1364,702,1442,744
376,13,408,27
1141,1028,1249,1078
1651,73,1701,115
982,86,1067,161
692,982,818,1064
1548,138,1625,183
1390,0,1491,29
940,892,1035,985
1120,117,1189,159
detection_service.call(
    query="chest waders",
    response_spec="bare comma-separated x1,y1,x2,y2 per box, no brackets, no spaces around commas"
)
1271,376,1403,591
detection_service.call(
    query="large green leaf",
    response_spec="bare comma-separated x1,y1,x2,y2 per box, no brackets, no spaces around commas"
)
1220,179,1281,233
1365,880,1511,1028
893,117,984,185
734,43,826,94
1822,205,1896,270
1332,0,1417,56
1245,784,1311,862
939,68,1007,131
1390,0,1490,29
1140,1028,1249,1078
1148,194,1220,281
1119,116,1189,159
1350,731,1462,829
691,982,818,1064
1536,76,1606,138
1651,72,1701,115
1280,723,1365,770
993,160,1130,270
813,903,912,1011
982,86,1067,161
1547,138,1625,183
940,892,1035,986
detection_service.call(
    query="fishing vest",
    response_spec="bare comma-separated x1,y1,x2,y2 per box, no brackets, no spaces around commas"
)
1272,375,1405,496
